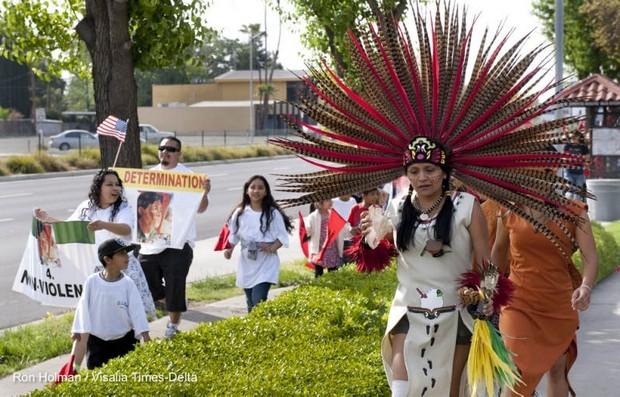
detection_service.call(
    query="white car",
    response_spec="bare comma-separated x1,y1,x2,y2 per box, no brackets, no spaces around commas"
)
48,130,98,151
139,124,175,144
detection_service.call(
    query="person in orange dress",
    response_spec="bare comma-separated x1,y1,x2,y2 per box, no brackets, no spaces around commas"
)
492,202,597,396
480,199,510,275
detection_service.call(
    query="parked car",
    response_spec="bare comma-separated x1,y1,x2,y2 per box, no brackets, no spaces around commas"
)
139,124,174,144
48,130,99,151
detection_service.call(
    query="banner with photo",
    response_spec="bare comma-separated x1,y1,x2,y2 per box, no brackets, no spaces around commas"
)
12,217,97,307
114,167,207,251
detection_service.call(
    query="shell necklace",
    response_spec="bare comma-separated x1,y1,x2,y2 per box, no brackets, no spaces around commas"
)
412,192,445,221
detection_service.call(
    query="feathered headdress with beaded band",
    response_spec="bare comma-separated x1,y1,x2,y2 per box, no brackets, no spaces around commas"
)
269,1,592,255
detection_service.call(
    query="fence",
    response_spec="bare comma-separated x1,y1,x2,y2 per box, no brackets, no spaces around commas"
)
0,129,299,157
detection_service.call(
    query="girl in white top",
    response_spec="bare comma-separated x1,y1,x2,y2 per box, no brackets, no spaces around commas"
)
305,199,344,277
35,169,156,367
223,175,292,312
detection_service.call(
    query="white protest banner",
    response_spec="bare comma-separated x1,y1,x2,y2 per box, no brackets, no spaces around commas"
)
114,167,207,250
13,217,97,307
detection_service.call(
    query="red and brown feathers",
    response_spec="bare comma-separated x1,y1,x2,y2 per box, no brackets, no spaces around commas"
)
270,2,591,255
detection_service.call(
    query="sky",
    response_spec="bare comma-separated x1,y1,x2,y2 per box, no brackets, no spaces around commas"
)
204,0,552,70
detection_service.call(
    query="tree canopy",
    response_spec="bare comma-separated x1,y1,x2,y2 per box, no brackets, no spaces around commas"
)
0,0,210,167
533,0,620,80
271,0,408,77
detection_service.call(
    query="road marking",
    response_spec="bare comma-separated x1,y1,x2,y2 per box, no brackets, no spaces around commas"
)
0,192,32,199
0,218,14,223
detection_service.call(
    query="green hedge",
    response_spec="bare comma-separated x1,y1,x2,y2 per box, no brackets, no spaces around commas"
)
573,221,619,283
34,266,397,396
0,144,289,176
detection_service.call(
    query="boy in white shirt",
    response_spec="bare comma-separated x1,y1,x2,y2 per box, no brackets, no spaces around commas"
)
72,239,150,370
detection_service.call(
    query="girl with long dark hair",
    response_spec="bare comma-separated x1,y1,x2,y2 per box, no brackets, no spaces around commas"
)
223,175,292,312
34,169,156,367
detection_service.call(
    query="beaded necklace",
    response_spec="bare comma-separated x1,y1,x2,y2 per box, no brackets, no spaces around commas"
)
412,192,446,221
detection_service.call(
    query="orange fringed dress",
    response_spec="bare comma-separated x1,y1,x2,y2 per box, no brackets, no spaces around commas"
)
499,212,581,396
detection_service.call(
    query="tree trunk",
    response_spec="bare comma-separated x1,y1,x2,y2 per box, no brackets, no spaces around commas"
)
76,0,141,168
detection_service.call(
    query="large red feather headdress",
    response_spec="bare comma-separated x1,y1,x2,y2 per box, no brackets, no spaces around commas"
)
269,1,592,255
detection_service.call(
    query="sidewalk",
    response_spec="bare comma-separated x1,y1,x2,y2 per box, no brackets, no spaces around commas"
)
0,229,306,396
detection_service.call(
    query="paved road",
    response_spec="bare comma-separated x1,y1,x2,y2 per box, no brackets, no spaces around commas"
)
0,157,313,330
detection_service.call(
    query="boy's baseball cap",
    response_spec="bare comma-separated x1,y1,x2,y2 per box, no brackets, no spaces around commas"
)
98,238,140,262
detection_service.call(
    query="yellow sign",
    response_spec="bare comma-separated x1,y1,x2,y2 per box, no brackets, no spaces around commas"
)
114,168,207,193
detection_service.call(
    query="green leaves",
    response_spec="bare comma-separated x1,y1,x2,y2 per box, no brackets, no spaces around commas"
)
0,0,210,77
129,0,210,70
0,0,85,79
270,0,410,77
532,0,620,80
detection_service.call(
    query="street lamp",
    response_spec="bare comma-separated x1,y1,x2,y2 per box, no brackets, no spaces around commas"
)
249,31,265,138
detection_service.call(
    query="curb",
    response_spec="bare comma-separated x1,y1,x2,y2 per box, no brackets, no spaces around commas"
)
0,155,294,183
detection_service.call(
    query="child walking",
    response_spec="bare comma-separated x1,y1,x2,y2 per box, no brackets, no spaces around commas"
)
347,188,381,236
223,175,293,312
72,239,150,370
305,199,344,277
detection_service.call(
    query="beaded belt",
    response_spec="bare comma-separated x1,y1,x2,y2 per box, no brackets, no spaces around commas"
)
407,305,456,320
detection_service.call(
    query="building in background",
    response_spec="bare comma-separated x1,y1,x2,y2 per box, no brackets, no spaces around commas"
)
139,69,311,135
558,74,620,178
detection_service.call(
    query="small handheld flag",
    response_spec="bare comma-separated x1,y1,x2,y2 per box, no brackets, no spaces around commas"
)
97,115,127,143
214,223,232,251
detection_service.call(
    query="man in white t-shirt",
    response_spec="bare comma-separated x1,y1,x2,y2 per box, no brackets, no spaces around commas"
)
138,137,211,338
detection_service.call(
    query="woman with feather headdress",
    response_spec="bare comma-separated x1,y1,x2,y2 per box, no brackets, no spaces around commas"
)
270,1,592,395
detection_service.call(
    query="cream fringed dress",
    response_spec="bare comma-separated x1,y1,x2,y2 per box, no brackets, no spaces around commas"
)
381,192,476,396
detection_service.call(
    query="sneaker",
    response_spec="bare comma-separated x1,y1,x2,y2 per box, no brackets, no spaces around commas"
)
164,322,179,339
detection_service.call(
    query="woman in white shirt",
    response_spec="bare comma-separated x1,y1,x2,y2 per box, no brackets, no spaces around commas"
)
35,169,156,366
223,175,292,312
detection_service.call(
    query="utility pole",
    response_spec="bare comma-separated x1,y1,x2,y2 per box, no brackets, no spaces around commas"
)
248,31,265,137
554,0,564,94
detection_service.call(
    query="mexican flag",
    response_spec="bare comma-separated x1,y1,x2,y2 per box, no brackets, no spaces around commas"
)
12,217,97,307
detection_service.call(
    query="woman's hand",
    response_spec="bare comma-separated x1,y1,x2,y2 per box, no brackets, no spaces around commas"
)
34,208,59,223
359,212,371,236
481,299,494,317
34,208,48,221
87,220,106,232
571,284,592,311
259,241,281,254
71,333,81,342
223,248,233,260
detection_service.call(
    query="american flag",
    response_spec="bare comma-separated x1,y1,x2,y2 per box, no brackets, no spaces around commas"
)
97,115,128,142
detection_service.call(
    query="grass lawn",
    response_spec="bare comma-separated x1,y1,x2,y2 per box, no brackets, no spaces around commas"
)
0,259,313,378
0,312,73,378
603,220,620,241
186,259,313,302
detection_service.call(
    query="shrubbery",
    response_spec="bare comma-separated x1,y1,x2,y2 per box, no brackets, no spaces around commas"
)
0,144,289,176
33,266,397,396
573,222,619,282
5,155,45,174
